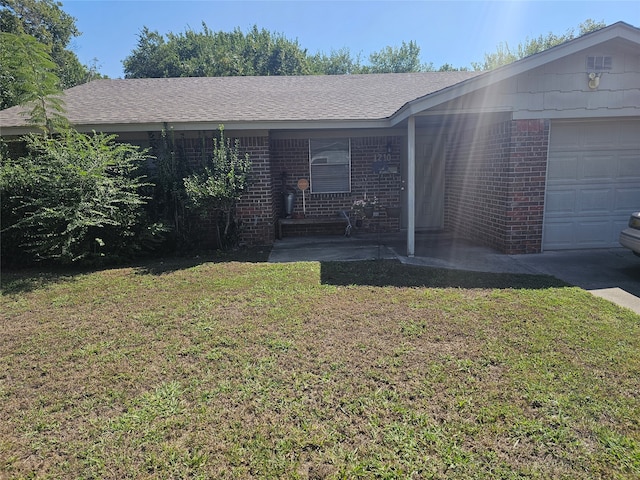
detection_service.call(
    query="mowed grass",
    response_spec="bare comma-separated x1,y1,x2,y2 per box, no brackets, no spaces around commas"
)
1,257,639,479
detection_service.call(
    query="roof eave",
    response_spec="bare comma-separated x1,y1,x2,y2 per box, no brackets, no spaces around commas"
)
165,119,394,131
0,118,394,137
390,21,640,126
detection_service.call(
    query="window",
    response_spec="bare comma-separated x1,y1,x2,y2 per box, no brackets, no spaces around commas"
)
586,55,612,71
309,138,351,193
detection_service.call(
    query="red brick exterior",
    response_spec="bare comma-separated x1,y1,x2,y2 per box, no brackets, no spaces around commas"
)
270,136,403,238
445,119,549,254
234,136,274,246
148,119,550,251
159,134,273,247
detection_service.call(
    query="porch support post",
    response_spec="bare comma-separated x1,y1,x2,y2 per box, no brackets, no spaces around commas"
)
407,116,416,257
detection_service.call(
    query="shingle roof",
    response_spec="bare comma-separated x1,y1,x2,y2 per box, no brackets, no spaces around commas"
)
0,72,481,129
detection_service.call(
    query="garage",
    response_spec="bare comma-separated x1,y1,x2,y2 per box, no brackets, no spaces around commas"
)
544,119,640,250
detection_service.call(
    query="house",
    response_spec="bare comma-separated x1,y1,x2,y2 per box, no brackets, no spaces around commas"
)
1,21,639,255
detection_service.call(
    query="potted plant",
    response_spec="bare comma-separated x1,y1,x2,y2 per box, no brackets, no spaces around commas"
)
352,196,378,219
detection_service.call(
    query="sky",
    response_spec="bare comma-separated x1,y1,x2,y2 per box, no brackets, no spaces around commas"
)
62,0,640,79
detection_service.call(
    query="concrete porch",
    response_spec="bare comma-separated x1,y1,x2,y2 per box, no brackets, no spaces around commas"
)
267,231,640,314
268,231,528,274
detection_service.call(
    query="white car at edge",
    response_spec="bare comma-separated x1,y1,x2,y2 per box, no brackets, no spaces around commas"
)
620,212,640,257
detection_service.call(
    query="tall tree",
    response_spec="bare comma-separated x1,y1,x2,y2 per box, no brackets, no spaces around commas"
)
0,0,100,108
366,40,433,73
0,32,66,131
124,24,447,78
473,19,607,71
309,47,365,75
120,26,175,78
123,24,311,78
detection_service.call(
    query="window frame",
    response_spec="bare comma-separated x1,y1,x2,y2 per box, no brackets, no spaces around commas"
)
308,138,351,194
586,55,612,72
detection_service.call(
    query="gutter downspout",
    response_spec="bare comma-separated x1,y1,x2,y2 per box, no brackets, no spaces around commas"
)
407,116,416,257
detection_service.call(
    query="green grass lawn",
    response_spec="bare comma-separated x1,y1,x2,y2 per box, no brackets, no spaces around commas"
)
1,256,639,479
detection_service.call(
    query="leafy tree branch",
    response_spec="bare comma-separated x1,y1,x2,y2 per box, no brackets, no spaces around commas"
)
472,19,606,70
0,32,67,133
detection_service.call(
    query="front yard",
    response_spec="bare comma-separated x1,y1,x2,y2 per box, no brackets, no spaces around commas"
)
1,258,639,479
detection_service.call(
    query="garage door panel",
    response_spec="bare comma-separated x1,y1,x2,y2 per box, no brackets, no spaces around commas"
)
615,187,640,211
545,190,575,214
548,153,631,183
617,123,640,147
619,155,640,178
547,155,578,181
613,219,631,240
550,124,581,150
578,188,612,213
545,119,640,250
574,220,612,246
543,222,576,249
544,218,621,249
582,129,617,149
582,155,616,179
549,121,637,150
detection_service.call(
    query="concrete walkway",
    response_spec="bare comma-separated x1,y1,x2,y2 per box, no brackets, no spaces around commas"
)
268,233,640,315
268,234,398,263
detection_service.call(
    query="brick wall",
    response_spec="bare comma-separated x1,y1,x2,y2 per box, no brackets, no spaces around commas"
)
167,133,273,246
270,135,403,236
170,133,403,245
504,120,548,254
235,136,274,246
145,121,550,251
446,119,548,254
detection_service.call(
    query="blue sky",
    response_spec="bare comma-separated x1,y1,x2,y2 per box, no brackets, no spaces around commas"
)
62,0,640,78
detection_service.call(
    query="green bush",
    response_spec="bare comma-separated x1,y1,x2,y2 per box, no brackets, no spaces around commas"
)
183,126,251,249
146,127,200,253
1,130,165,266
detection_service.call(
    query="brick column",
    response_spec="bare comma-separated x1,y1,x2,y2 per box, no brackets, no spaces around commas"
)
445,118,549,254
503,119,549,254
236,136,275,246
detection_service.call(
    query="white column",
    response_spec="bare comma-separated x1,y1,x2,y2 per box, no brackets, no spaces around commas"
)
407,116,416,257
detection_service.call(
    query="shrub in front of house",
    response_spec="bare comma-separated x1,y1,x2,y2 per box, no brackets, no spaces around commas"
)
0,130,166,267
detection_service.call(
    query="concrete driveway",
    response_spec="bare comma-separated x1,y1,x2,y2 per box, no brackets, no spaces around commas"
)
268,233,640,314
404,243,640,314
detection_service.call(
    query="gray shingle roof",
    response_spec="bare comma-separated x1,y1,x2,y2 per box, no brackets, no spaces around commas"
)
0,72,481,129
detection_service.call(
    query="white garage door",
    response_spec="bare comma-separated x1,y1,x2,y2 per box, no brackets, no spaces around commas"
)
544,119,640,250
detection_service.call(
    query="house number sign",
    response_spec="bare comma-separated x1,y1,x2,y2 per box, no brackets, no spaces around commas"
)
374,153,392,162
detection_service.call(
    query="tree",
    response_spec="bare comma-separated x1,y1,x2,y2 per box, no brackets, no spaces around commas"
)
146,127,197,251
119,27,173,78
437,63,469,72
0,32,67,132
0,0,102,108
124,23,445,78
183,126,251,249
366,40,433,73
309,47,365,75
473,19,607,70
123,24,311,78
309,44,470,74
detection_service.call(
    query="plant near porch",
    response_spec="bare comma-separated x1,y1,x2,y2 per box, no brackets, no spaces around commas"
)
352,196,378,219
184,126,252,249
